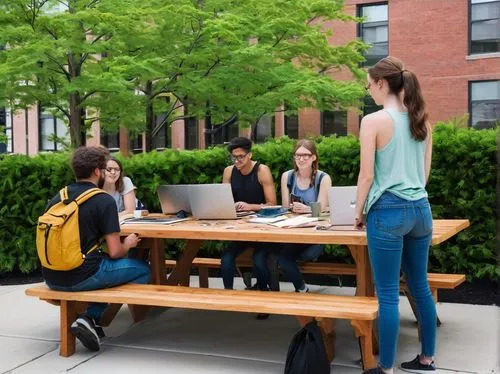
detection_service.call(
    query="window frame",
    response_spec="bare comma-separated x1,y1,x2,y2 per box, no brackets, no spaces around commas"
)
357,1,389,68
320,110,348,137
38,107,69,152
0,107,13,153
468,0,500,55
468,79,500,128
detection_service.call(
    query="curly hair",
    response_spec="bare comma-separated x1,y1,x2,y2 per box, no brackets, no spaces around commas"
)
71,146,110,180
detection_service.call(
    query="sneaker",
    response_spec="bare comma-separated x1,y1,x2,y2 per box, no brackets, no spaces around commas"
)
362,367,384,374
400,355,436,372
70,316,104,352
296,285,309,293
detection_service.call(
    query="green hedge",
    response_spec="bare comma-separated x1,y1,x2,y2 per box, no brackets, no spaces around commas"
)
0,124,497,281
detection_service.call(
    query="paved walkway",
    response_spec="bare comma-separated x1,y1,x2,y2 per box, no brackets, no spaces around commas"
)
1,277,498,374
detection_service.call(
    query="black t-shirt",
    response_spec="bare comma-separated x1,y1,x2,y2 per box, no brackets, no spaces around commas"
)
42,182,120,287
230,162,266,204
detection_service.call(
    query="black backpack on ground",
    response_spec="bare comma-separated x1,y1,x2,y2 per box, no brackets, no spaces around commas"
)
284,321,331,374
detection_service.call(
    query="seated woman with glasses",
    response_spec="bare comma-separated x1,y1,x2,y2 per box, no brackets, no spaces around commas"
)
278,139,332,292
101,157,140,216
221,137,278,294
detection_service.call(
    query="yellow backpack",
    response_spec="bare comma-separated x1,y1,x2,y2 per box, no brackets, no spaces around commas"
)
36,186,105,271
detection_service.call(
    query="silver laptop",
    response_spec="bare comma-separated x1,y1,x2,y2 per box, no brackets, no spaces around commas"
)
187,184,238,219
329,186,357,226
157,185,191,214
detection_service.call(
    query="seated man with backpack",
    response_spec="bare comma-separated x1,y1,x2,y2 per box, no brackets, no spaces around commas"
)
37,146,150,352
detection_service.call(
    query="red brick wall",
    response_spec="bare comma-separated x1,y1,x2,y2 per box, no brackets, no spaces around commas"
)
294,0,500,138
388,0,500,124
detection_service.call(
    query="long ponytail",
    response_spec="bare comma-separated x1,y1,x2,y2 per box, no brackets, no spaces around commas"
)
368,56,429,142
402,70,428,141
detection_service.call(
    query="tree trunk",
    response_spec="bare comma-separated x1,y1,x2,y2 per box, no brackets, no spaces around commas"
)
144,81,154,152
68,92,86,148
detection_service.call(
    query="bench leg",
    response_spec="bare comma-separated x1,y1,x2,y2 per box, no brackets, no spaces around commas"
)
60,300,77,357
199,267,209,288
351,320,376,370
316,318,336,362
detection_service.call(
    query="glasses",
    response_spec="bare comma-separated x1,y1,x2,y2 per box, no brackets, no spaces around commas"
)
230,153,249,162
293,153,313,161
106,167,121,174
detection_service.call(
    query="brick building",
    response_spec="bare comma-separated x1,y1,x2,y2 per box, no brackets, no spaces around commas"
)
1,0,498,155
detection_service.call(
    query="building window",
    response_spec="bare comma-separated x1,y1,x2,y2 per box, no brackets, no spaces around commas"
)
358,3,388,67
284,106,299,139
321,111,347,136
469,80,500,129
362,96,383,118
152,112,171,150
0,108,13,153
39,109,69,151
184,106,199,149
130,134,143,153
100,131,120,151
185,118,198,149
204,116,239,146
252,115,275,143
470,0,500,54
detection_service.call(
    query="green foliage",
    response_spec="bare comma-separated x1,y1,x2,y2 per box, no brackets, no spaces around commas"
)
0,124,497,281
0,0,367,149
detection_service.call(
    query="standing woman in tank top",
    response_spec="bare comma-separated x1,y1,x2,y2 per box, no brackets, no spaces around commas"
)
355,57,435,374
221,137,278,291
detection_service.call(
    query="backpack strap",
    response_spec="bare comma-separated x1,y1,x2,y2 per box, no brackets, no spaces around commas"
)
74,188,106,205
75,188,106,257
314,171,325,199
59,187,69,202
286,170,295,193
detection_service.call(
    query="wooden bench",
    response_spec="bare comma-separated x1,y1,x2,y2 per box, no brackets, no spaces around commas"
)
165,257,465,325
164,257,357,289
25,284,378,369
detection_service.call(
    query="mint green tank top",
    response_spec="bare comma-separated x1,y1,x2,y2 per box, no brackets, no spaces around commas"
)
363,109,428,214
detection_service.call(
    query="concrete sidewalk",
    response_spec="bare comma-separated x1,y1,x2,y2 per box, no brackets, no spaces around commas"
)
0,277,498,374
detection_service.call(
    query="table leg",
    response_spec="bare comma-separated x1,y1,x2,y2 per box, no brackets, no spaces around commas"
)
166,240,204,286
127,238,165,323
348,245,379,355
150,238,166,285
348,245,375,297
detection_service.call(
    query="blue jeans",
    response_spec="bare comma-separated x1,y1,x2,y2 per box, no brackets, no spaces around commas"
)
46,257,150,323
278,244,323,291
221,242,274,290
366,192,435,369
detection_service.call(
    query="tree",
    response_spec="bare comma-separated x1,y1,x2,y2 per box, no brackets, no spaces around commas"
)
0,0,141,148
0,0,367,149
103,0,368,149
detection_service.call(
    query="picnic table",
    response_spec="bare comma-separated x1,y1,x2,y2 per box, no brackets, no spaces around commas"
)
120,218,470,298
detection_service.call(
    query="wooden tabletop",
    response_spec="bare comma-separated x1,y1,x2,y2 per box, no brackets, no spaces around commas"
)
120,217,470,246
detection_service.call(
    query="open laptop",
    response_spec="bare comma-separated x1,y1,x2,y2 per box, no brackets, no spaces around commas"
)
187,184,243,220
157,185,191,214
328,186,357,226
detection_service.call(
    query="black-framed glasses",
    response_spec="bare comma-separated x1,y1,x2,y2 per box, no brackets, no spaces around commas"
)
229,153,249,162
293,153,313,161
106,167,121,173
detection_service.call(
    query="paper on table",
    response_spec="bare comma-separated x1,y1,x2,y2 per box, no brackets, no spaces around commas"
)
248,215,288,224
271,216,319,228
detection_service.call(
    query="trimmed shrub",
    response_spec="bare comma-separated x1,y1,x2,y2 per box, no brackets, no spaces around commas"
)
0,124,497,280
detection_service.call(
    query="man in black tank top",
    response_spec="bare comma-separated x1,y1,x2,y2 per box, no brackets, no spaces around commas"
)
221,137,277,291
